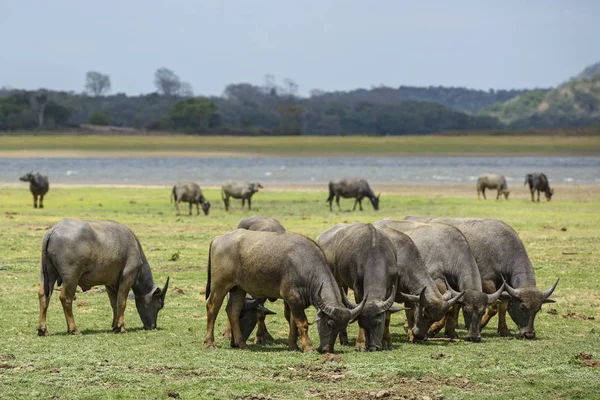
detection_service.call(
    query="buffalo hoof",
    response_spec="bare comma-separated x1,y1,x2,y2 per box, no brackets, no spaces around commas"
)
523,332,536,340
382,341,393,351
465,337,481,343
498,328,511,337
254,333,274,345
39,205,44,209
205,344,217,350
112,326,126,334
68,329,81,335
37,328,49,337
302,346,316,353
288,344,299,352
355,346,367,352
339,339,350,346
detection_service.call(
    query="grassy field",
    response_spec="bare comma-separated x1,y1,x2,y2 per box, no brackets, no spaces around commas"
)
0,134,599,156
0,185,599,399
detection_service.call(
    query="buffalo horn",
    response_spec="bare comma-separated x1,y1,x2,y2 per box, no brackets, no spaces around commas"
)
375,285,398,313
446,290,464,307
541,278,560,301
340,288,357,309
349,294,369,322
487,282,505,304
502,275,522,300
442,277,461,300
399,287,426,303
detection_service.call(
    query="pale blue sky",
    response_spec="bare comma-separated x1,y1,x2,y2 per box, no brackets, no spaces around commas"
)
1,0,598,96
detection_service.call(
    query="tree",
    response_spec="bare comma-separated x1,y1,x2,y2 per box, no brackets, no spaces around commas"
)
85,71,111,96
88,112,111,125
168,98,219,133
154,68,181,96
35,91,48,127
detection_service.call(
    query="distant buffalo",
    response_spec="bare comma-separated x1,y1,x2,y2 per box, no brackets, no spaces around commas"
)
327,179,380,212
477,173,510,200
171,181,211,216
20,172,49,208
525,173,553,202
221,181,263,211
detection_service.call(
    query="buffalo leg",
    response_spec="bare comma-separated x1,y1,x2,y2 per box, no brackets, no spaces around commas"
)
223,319,232,340
335,195,341,211
358,198,364,211
33,195,38,208
113,284,132,333
284,302,298,350
497,300,510,336
338,287,349,345
480,301,499,329
175,200,181,215
226,288,248,349
352,198,358,211
247,197,252,210
537,190,541,202
38,283,53,336
205,284,229,348
444,306,460,340
481,188,487,199
254,314,274,344
427,315,446,337
196,202,200,215
188,202,193,216
59,284,79,334
106,285,118,330
39,195,45,209
382,311,392,350
496,189,501,200
477,189,480,200
223,196,229,211
355,327,366,352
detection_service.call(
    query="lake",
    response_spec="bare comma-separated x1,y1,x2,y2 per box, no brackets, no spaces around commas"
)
1,156,598,186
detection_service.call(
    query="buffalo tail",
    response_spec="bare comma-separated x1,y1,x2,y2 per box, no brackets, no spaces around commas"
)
205,239,213,300
41,226,57,300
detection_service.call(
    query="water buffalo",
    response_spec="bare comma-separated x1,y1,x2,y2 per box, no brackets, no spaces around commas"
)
20,172,49,208
524,173,554,202
327,179,380,212
317,223,402,351
223,216,286,345
374,227,464,342
221,181,263,211
37,218,170,336
205,230,367,353
477,173,510,200
171,181,211,216
404,216,559,339
374,219,504,342
237,215,286,233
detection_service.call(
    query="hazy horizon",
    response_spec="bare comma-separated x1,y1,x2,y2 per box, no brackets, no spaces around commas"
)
1,0,598,96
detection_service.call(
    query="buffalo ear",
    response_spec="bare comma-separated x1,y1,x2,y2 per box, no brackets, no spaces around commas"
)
388,304,404,314
543,298,556,304
152,287,162,298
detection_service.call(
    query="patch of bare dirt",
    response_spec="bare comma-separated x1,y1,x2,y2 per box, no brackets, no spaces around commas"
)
563,312,595,320
273,364,346,383
173,286,185,295
547,309,558,315
576,353,600,368
0,354,15,362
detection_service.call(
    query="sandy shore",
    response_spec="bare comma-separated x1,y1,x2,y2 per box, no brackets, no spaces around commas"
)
2,183,598,201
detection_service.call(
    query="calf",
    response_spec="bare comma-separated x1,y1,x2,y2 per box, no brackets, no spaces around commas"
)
477,173,510,200
221,181,263,211
20,172,49,208
524,173,554,202
205,230,366,353
171,181,211,216
317,223,402,351
38,218,169,335
327,179,380,212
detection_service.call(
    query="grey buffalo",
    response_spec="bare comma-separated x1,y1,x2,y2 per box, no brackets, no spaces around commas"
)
524,173,554,202
205,230,366,353
404,216,559,339
327,179,380,212
317,223,402,351
374,227,464,342
223,216,286,345
477,173,510,200
374,219,504,342
221,181,263,211
20,172,49,208
171,181,211,216
37,218,169,336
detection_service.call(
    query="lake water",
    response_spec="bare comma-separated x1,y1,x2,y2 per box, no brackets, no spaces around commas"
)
1,156,598,186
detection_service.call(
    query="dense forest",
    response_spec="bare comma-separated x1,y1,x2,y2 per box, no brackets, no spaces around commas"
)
1,63,599,135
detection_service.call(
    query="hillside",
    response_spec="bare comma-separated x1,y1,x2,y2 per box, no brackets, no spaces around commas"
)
572,61,600,81
481,74,600,128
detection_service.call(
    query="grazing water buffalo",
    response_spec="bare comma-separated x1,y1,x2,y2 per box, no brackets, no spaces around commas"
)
20,172,49,208
477,173,510,200
374,227,464,342
327,179,380,212
374,219,504,342
37,218,170,336
317,223,402,351
171,181,211,216
237,215,286,233
221,181,263,211
525,173,554,202
223,216,286,345
205,230,367,353
404,216,559,339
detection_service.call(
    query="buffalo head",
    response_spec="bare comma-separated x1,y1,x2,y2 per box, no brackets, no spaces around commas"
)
201,200,211,215
231,298,276,347
545,188,554,201
134,277,169,330
401,287,463,342
369,194,381,211
314,285,367,353
502,276,558,339
19,171,34,183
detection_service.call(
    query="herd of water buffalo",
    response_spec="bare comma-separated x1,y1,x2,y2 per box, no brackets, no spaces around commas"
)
19,170,558,352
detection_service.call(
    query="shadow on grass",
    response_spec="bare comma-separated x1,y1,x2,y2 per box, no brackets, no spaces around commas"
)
53,327,163,336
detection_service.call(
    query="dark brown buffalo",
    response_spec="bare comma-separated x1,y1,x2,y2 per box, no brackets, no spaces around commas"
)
20,172,49,208
327,179,380,212
524,173,554,202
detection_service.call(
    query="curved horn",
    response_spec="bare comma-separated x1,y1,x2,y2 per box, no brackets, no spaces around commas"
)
349,294,369,322
159,277,170,301
375,285,398,313
446,290,464,307
442,277,461,300
487,282,505,304
256,303,276,315
541,278,560,300
242,297,263,311
502,275,522,300
340,288,357,309
314,283,339,318
399,287,426,303
419,286,428,305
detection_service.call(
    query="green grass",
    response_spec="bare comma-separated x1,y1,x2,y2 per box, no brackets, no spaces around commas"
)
1,134,599,155
0,186,599,399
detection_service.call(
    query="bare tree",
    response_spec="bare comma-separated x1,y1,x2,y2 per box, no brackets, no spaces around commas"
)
154,68,182,96
283,78,298,97
85,71,111,96
179,81,194,97
35,91,48,127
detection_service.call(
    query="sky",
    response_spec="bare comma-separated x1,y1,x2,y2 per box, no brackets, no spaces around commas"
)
1,1,598,97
